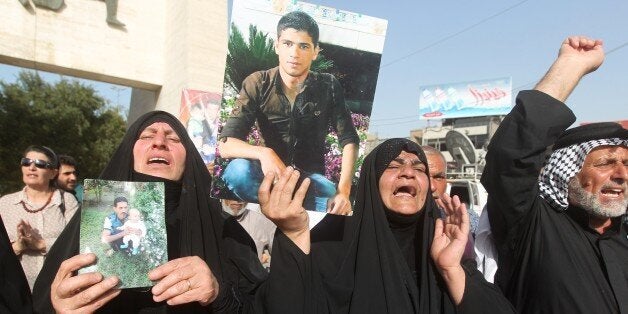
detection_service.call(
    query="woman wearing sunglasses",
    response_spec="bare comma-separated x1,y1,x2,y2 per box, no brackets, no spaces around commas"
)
0,145,79,290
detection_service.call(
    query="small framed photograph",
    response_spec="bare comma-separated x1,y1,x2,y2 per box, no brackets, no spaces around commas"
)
79,179,168,289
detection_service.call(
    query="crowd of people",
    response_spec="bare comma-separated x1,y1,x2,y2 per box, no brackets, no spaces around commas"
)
0,26,625,314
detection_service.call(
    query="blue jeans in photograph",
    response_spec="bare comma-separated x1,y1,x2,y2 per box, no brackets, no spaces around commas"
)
221,158,336,212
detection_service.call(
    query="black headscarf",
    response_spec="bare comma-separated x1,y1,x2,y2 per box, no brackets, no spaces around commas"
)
33,111,266,313
319,138,455,313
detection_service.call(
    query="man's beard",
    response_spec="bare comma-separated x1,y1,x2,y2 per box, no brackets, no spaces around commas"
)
221,202,247,217
568,177,627,218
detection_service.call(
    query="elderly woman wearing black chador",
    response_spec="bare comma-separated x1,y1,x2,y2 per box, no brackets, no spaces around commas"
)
257,138,514,313
32,111,267,313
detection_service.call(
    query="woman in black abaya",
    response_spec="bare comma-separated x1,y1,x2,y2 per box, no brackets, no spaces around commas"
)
258,138,514,313
33,111,267,313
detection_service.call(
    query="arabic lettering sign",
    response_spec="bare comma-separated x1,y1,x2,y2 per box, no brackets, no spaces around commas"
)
419,77,512,119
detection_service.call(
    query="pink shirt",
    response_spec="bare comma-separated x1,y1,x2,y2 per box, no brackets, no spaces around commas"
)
0,188,79,289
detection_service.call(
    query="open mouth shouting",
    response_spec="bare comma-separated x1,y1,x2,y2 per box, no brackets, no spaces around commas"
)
599,183,626,200
148,157,170,166
379,150,430,215
394,184,417,198
380,179,426,215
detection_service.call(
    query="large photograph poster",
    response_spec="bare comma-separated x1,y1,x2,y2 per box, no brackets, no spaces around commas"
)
212,0,387,213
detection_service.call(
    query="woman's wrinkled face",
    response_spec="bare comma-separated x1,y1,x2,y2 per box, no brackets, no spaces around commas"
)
133,122,186,181
378,150,429,215
22,151,57,188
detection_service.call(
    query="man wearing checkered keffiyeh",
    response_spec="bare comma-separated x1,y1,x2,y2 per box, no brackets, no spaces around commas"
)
538,136,628,211
480,36,628,313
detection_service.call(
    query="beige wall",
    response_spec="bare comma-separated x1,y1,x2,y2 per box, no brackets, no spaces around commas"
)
0,0,228,123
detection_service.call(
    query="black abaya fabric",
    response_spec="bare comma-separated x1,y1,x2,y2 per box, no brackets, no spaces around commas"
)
33,111,267,313
0,217,33,313
260,138,514,313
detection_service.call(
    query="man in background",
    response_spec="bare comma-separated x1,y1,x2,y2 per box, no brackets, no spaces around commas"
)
422,145,479,233
222,199,276,267
56,154,83,202
421,145,448,199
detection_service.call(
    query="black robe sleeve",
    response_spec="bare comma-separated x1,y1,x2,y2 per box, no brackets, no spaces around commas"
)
212,217,269,314
256,230,311,314
457,260,515,313
480,90,575,245
0,217,33,314
479,90,579,309
32,207,81,314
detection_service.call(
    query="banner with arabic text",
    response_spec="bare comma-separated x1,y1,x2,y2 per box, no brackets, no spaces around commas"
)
419,77,512,120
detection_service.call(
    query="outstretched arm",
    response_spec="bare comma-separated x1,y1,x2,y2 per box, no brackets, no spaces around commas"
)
481,35,604,241
535,36,604,102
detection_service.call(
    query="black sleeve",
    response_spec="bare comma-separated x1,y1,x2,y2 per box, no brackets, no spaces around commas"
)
32,207,82,314
256,230,311,314
457,259,515,313
329,75,359,148
212,218,269,313
219,74,261,142
0,217,33,314
480,90,575,244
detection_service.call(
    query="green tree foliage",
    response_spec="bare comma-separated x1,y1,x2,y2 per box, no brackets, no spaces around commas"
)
224,24,334,93
0,71,126,194
83,179,116,204
225,24,278,93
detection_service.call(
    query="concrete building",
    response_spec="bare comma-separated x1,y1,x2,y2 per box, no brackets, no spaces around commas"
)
0,0,228,124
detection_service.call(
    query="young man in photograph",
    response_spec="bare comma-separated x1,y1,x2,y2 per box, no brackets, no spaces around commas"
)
219,11,359,214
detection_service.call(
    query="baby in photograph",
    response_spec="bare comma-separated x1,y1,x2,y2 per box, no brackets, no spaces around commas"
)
118,208,147,255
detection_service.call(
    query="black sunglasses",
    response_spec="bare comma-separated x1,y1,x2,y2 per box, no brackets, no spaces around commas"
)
21,158,55,169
